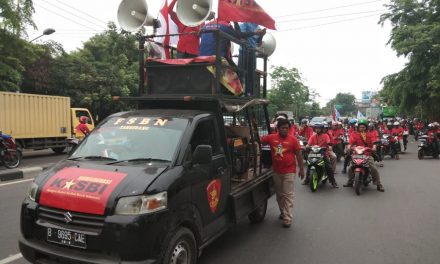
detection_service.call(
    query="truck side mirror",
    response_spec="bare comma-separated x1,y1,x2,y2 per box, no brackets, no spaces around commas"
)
192,145,212,164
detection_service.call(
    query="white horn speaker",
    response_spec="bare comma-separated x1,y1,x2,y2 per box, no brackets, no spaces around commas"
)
176,0,213,27
117,0,155,32
258,33,276,57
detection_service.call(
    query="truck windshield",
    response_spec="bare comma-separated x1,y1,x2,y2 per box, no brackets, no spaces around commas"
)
70,116,188,163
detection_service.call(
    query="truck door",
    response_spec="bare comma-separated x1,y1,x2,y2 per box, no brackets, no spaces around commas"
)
187,118,229,241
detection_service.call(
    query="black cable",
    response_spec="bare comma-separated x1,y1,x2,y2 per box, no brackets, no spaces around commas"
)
277,9,387,23
38,0,106,30
276,13,383,32
275,0,384,18
34,2,102,32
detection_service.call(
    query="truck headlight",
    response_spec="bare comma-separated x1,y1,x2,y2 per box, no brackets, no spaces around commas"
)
27,182,38,201
115,192,167,215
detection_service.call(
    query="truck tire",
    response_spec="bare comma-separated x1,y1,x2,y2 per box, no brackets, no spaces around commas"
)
248,199,267,224
160,227,197,264
51,147,66,154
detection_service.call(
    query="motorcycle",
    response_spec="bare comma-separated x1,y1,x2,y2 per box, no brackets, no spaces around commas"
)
306,146,328,192
349,146,373,195
334,135,345,162
0,133,22,169
417,133,439,159
381,134,399,160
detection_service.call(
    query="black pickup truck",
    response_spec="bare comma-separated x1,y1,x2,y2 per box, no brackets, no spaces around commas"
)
19,94,275,264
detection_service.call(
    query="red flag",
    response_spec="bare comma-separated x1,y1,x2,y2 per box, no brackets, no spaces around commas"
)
157,0,174,59
218,0,276,30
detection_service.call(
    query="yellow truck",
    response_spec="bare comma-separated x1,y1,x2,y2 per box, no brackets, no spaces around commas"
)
0,91,94,153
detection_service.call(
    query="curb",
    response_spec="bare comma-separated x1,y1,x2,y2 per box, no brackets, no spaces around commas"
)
0,164,55,182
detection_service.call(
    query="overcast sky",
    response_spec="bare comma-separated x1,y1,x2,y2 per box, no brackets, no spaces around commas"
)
28,0,407,105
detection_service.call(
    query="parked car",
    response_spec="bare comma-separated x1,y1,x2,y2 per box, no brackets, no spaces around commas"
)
310,116,333,126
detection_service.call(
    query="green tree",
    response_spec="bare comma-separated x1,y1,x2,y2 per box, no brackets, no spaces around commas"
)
268,66,315,119
379,0,440,119
325,93,357,116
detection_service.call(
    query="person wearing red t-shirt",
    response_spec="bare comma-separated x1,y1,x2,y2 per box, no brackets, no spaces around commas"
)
302,123,338,188
391,122,404,153
343,120,385,192
76,116,90,136
427,124,439,159
323,123,337,174
332,121,345,163
168,0,203,58
368,123,383,167
400,120,409,151
298,119,314,140
260,119,305,228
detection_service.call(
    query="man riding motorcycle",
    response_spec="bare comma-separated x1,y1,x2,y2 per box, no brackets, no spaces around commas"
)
368,122,383,167
324,123,337,173
427,123,439,159
342,119,358,174
298,119,314,140
302,123,338,188
401,119,409,151
391,121,404,153
343,119,385,192
331,121,345,162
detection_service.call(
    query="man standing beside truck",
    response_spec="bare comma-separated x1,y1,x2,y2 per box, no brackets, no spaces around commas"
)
261,118,305,228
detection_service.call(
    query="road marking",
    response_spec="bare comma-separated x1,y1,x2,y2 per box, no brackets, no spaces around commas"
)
0,253,22,264
0,178,34,187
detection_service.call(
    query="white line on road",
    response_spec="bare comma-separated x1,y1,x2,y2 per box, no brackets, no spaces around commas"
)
0,178,34,187
0,253,22,264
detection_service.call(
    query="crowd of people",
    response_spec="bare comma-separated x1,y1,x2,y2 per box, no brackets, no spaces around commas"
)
263,113,440,228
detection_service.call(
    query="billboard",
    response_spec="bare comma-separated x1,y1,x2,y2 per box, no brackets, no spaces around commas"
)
361,91,377,104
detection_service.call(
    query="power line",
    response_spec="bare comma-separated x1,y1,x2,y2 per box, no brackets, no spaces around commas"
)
275,0,384,18
276,13,383,32
277,9,387,23
34,2,102,32
53,0,108,25
38,0,107,30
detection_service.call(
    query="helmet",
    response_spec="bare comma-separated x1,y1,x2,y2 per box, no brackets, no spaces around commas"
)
428,123,434,129
358,119,368,127
349,118,357,125
433,122,440,127
337,121,342,126
79,116,88,123
393,121,399,126
314,122,324,129
368,123,375,128
331,121,338,126
301,119,309,125
387,122,393,126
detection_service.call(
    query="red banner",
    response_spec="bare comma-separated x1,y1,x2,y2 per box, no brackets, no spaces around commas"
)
39,168,127,215
218,0,276,30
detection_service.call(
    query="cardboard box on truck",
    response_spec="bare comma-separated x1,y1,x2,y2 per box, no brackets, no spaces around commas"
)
0,91,94,153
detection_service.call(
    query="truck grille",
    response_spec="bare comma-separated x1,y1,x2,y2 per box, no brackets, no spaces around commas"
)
37,206,105,234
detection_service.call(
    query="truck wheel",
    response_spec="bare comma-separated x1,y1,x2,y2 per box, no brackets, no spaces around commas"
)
161,227,197,264
248,199,267,224
51,147,66,154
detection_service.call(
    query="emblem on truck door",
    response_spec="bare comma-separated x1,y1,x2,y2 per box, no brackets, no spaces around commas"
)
207,179,222,213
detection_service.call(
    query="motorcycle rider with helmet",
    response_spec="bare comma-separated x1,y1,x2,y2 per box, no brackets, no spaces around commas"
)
391,121,404,152
401,119,409,151
343,119,385,192
298,119,314,140
342,119,357,174
368,122,383,167
427,123,439,159
302,122,339,188
323,123,337,173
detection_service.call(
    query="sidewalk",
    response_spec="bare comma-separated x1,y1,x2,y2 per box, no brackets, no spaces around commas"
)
0,163,55,182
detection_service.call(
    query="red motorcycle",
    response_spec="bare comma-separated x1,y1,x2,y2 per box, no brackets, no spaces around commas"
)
0,132,22,169
350,146,373,195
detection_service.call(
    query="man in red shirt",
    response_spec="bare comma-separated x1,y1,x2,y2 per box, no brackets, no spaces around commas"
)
261,119,305,228
168,0,203,58
391,121,404,153
401,120,409,151
427,124,439,159
368,123,383,167
302,123,338,188
343,119,385,192
298,119,314,140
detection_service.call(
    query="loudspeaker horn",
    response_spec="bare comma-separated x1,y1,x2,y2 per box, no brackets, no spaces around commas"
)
117,0,155,32
176,0,213,27
257,32,276,57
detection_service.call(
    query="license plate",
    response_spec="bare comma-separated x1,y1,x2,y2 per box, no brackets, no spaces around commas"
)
353,155,367,159
47,227,87,249
308,153,321,158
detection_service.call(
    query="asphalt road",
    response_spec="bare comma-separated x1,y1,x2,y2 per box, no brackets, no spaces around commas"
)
1,141,439,264
0,149,67,172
